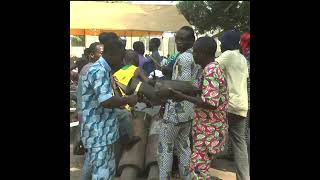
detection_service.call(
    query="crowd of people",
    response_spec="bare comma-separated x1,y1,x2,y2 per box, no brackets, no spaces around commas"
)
70,26,250,180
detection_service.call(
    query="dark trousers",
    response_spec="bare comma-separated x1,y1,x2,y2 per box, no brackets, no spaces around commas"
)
228,113,250,180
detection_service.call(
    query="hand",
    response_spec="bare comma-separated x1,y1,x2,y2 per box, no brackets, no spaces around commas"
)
137,94,151,107
168,88,185,101
126,94,138,107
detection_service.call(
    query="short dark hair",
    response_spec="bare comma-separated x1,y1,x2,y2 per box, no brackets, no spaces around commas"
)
194,36,217,58
88,42,102,54
84,48,90,56
180,26,195,41
150,38,161,48
124,49,139,66
133,41,145,54
76,57,89,73
103,38,124,57
99,32,118,45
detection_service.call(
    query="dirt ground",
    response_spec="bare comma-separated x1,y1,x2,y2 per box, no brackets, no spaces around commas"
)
70,105,238,180
70,144,236,180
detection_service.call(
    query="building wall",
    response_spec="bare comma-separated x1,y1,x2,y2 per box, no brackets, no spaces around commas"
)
70,35,178,58
70,34,222,58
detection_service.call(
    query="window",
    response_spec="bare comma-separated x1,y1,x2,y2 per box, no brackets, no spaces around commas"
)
71,35,85,47
139,36,163,51
139,37,149,51
159,38,163,51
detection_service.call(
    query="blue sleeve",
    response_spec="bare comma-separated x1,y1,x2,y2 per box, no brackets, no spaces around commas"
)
89,69,113,104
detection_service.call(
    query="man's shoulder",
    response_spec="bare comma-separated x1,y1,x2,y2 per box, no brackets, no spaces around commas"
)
180,48,193,56
217,50,243,62
80,63,93,75
217,50,232,59
87,62,109,77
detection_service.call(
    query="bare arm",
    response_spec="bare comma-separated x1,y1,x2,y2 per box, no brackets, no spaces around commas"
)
89,69,138,109
169,63,223,111
134,68,149,83
169,89,217,110
101,95,137,109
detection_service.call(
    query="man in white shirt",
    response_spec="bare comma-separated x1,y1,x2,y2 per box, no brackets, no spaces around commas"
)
216,30,250,180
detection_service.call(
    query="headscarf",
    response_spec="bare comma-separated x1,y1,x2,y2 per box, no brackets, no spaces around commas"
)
218,30,241,50
240,32,250,56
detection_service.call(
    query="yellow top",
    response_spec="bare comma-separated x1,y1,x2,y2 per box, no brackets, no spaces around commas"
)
113,64,138,110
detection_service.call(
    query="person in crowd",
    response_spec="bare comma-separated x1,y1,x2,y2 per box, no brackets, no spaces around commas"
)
70,49,90,95
216,30,250,180
161,53,179,80
70,48,90,72
143,38,162,76
133,41,148,68
169,36,229,179
99,33,143,166
149,38,161,59
240,32,250,160
111,49,153,149
113,49,153,105
240,32,250,62
120,49,150,83
73,42,104,156
158,26,200,180
98,32,119,45
121,37,127,50
76,42,104,123
99,32,128,73
80,37,138,180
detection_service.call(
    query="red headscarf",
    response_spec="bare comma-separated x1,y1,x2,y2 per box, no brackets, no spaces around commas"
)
240,32,250,56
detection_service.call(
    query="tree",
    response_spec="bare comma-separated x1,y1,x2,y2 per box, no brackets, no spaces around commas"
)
176,1,250,35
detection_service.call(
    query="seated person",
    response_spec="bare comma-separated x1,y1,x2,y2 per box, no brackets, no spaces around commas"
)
123,49,150,83
112,50,152,151
113,50,152,97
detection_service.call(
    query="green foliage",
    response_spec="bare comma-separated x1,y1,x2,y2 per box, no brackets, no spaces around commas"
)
176,1,250,34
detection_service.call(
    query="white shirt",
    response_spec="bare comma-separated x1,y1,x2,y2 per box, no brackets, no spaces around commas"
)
216,50,249,117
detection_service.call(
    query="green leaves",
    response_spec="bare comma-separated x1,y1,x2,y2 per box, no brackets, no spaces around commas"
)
73,36,82,42
176,1,250,34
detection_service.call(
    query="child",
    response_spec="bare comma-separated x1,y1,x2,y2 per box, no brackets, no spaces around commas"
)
113,50,153,107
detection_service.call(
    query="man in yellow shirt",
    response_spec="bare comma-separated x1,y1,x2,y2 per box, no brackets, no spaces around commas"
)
216,30,250,180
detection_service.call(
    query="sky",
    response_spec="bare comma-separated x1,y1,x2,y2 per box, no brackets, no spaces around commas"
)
130,1,178,5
